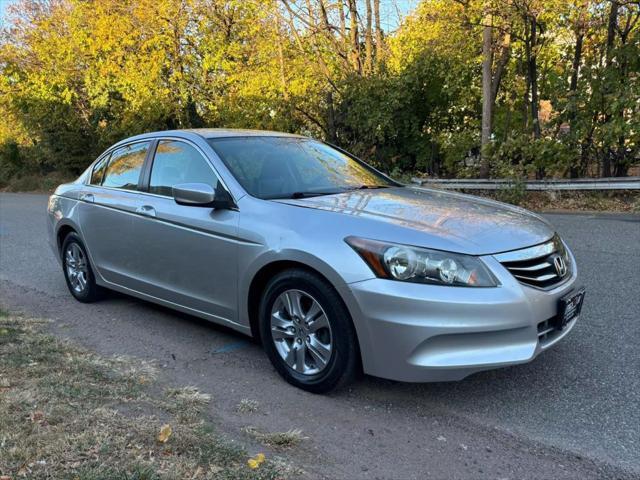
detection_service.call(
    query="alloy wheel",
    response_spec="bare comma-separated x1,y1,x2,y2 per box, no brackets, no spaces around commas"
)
65,243,88,294
270,289,333,375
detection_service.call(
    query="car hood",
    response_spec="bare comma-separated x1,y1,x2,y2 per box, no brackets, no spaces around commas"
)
275,187,554,255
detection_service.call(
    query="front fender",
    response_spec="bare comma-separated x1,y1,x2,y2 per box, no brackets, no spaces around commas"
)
237,248,377,363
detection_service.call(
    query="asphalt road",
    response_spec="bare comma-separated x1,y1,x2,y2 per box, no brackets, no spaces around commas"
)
1,192,639,479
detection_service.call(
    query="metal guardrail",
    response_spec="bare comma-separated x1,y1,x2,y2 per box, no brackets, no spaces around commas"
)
411,177,640,191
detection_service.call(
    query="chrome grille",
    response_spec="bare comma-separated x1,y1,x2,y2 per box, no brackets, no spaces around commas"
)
494,235,571,289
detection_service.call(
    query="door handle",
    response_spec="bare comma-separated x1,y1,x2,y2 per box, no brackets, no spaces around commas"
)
80,193,94,203
135,205,156,217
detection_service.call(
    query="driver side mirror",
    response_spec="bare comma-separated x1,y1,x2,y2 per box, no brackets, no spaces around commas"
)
173,183,235,210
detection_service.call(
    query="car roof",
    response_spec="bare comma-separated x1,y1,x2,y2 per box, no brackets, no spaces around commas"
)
101,128,308,156
108,128,307,151
184,128,306,139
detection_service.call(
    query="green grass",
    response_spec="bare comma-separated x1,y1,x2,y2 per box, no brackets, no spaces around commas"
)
0,309,288,479
242,427,307,450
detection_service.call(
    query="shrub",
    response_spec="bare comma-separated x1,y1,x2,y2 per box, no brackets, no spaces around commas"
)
490,135,576,179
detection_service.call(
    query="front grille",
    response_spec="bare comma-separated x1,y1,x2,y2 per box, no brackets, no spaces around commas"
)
494,235,571,290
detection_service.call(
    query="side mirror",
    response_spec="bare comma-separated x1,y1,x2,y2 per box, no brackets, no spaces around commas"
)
173,183,235,209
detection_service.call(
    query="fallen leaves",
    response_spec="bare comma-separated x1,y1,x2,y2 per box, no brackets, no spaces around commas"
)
29,411,45,425
247,453,265,469
157,424,172,443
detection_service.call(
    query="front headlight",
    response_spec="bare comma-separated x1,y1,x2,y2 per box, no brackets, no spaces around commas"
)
345,237,498,287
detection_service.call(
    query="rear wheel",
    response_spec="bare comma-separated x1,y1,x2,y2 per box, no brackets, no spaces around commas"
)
259,268,359,393
61,233,103,303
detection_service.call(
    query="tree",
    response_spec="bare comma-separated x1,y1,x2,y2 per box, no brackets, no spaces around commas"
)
1,0,638,185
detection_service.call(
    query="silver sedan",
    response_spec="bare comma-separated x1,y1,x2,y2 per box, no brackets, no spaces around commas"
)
47,129,585,392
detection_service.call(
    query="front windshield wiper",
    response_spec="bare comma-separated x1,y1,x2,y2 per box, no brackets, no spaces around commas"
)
279,191,343,199
272,185,390,200
345,184,391,190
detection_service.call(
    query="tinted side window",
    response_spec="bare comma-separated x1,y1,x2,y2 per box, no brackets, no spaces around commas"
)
149,140,218,197
90,154,110,185
102,142,149,190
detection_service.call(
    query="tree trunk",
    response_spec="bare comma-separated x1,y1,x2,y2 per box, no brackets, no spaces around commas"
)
490,33,511,107
602,0,619,177
339,0,347,40
529,17,541,140
277,26,288,100
480,14,493,178
614,4,634,176
605,0,618,67
373,0,383,66
364,0,373,75
568,31,583,178
569,33,583,96
347,0,361,74
326,91,337,143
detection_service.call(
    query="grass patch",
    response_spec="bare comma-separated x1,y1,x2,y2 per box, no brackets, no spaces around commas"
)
0,309,287,479
242,427,307,450
236,399,260,414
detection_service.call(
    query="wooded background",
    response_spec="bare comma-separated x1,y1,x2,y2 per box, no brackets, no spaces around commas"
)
0,0,638,188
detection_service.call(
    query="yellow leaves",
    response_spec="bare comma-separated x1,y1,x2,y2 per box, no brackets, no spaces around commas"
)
157,424,172,443
247,452,265,469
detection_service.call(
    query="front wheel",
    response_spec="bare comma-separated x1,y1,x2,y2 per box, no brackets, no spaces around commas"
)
259,269,359,393
61,233,104,303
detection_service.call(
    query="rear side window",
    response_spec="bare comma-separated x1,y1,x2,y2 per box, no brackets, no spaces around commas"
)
90,155,110,185
102,142,150,190
149,140,219,197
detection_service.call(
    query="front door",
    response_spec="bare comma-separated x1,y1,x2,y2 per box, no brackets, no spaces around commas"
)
127,139,240,325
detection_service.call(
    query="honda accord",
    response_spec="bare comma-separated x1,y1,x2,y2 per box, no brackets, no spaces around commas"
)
47,129,584,392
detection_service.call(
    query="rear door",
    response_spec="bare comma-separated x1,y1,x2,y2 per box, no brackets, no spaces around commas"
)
78,140,152,285
127,139,240,325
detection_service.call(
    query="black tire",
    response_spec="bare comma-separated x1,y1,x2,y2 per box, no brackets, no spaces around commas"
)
61,232,104,303
259,268,359,393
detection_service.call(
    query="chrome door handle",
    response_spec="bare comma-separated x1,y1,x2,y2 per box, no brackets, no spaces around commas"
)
80,193,94,203
135,205,156,217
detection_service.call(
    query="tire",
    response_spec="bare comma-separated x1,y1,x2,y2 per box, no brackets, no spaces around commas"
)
61,232,104,303
259,268,359,393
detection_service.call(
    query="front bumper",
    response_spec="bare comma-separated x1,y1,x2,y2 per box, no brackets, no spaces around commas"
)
343,253,580,382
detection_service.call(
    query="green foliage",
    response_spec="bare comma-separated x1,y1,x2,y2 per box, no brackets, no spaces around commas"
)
493,180,527,206
490,135,576,178
335,52,464,176
0,141,23,185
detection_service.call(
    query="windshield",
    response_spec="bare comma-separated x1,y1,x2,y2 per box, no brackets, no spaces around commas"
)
207,136,396,199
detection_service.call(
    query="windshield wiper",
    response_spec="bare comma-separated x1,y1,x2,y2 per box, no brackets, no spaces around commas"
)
285,191,342,199
345,184,391,190
273,185,389,200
